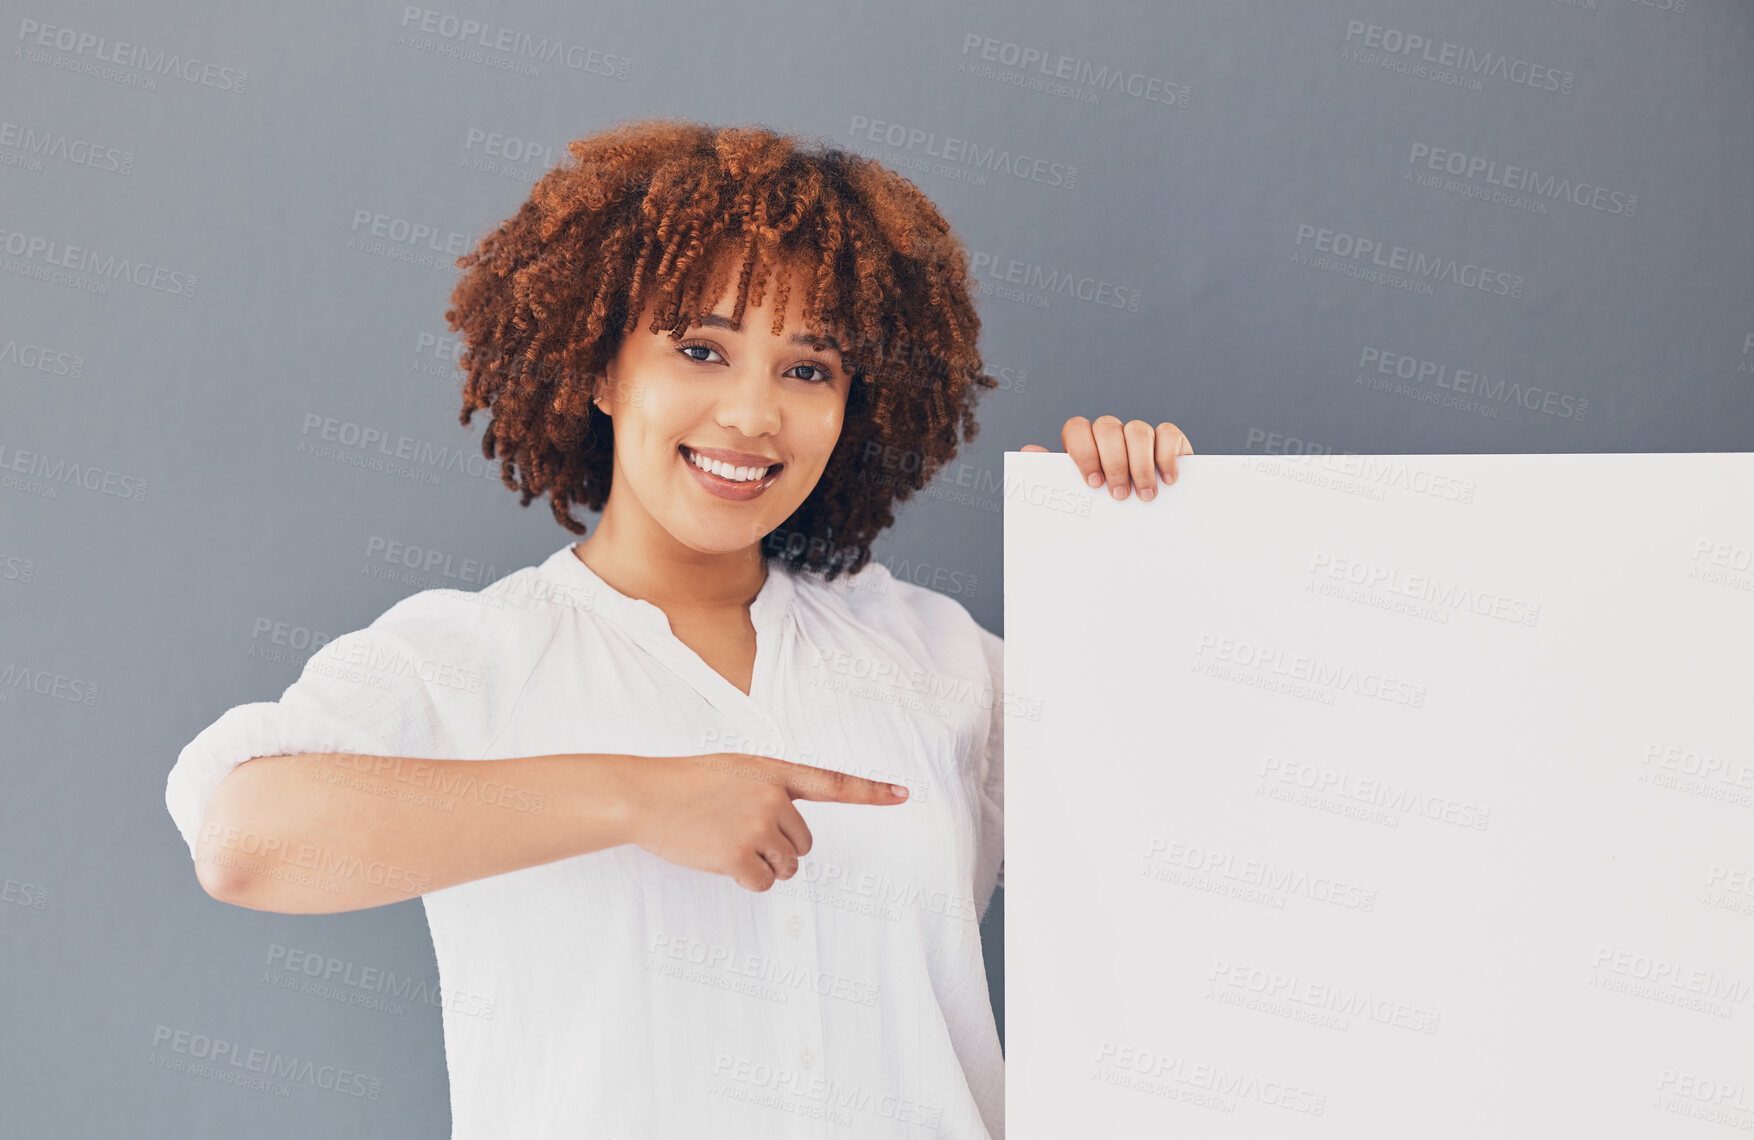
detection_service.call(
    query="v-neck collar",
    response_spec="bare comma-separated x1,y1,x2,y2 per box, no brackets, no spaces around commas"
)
546,541,796,722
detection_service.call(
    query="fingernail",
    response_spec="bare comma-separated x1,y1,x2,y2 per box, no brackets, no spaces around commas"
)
1139,487,1155,501
890,785,909,799
1086,472,1103,489
1111,484,1127,499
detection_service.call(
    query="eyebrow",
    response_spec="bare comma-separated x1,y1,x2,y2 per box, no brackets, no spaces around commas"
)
692,312,842,353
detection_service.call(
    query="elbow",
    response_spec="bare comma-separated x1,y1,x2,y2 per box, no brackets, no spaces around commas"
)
193,842,257,906
185,768,358,915
194,856,321,914
190,800,262,907
190,805,337,915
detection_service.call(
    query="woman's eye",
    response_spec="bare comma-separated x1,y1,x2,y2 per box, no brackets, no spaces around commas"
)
677,341,833,383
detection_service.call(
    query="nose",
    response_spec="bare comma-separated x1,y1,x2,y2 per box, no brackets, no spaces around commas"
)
711,360,783,440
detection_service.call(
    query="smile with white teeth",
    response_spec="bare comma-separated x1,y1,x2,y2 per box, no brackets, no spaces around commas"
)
682,446,778,483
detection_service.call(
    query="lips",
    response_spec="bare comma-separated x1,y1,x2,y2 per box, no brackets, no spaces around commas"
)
679,444,784,501
681,443,783,471
680,444,780,478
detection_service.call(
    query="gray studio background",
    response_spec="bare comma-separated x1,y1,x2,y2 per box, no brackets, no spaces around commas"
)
3,0,1751,1134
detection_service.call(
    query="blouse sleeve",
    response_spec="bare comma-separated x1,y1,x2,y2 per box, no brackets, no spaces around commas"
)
164,593,483,862
974,623,1005,912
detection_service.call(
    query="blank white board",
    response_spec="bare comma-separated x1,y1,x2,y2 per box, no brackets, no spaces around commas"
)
1003,450,1754,1139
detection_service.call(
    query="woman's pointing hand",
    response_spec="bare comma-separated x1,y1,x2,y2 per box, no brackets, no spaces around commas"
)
626,752,908,893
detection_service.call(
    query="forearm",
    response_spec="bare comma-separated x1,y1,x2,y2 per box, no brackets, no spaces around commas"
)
194,750,646,914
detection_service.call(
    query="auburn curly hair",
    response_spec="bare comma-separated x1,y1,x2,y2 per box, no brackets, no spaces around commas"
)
444,118,997,582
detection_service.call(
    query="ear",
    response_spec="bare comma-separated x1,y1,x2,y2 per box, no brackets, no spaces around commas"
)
594,364,613,416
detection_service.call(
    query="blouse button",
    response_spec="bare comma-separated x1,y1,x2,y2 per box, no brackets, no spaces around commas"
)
799,1048,815,1068
786,914,804,938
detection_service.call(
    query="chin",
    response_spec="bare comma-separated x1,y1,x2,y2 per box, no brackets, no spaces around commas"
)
669,512,781,556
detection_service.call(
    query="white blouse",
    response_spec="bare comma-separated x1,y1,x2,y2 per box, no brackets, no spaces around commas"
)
166,540,1006,1139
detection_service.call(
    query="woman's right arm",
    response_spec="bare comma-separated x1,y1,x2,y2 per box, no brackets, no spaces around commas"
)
194,750,647,914
195,748,908,914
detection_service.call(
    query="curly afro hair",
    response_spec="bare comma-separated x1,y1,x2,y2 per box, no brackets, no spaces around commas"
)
444,118,996,582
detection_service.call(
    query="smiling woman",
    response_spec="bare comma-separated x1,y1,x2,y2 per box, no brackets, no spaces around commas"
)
445,118,999,581
168,118,1026,1140
579,255,859,589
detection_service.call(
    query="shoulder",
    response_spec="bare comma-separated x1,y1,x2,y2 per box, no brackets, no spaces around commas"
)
367,561,583,645
332,562,580,715
795,557,997,680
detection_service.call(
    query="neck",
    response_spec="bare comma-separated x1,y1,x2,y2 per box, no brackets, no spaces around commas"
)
572,494,768,615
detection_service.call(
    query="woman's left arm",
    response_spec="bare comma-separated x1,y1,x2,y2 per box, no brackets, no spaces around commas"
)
1020,415,1194,502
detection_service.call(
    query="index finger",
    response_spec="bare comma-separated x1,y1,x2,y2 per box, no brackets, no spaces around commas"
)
771,758,910,805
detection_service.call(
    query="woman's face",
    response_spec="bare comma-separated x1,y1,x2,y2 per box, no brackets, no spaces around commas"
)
595,259,853,557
